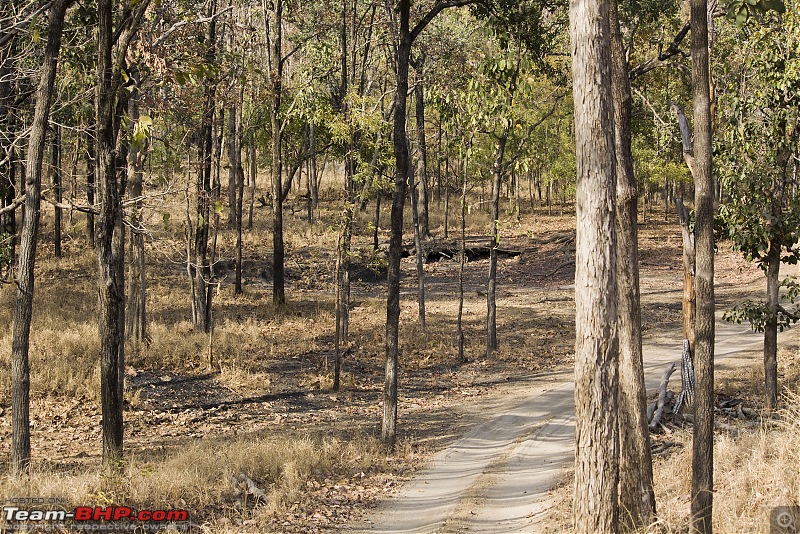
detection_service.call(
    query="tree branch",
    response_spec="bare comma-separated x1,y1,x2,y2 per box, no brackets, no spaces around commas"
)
629,21,690,81
152,6,233,48
409,0,475,42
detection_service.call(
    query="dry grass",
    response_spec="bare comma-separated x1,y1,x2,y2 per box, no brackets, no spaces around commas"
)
0,432,399,531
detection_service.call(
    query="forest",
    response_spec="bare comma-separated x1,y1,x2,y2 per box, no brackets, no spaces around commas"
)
0,0,799,532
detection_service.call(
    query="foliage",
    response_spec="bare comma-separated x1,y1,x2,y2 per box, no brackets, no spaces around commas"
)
718,0,800,270
723,277,800,332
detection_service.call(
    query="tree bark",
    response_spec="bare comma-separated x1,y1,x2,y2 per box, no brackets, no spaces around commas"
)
235,144,245,295
414,60,430,239
86,126,96,247
309,121,318,209
609,0,655,526
268,0,285,306
569,0,620,529
126,75,147,346
10,0,70,474
382,0,412,449
228,103,238,228
411,165,426,328
764,240,780,410
96,0,126,465
247,139,256,231
689,0,715,528
0,40,16,269
487,133,508,357
192,0,217,331
457,154,467,363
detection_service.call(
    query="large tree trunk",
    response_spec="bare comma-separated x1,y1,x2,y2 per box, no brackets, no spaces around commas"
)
10,0,70,474
764,240,780,410
609,0,655,526
96,0,126,465
689,0,715,529
569,0,620,529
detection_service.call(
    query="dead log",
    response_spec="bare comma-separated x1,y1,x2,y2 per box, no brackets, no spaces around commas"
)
648,362,676,429
391,236,522,263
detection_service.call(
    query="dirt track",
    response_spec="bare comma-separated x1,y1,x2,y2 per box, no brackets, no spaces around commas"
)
351,311,767,533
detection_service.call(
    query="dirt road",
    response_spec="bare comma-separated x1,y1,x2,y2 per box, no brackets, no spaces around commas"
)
351,318,765,533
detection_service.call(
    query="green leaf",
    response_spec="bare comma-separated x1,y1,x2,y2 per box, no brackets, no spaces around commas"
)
213,200,225,215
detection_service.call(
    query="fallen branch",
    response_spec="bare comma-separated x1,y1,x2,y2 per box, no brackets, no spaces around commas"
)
648,362,676,429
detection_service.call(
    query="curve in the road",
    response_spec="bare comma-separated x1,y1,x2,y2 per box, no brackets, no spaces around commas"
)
352,321,765,533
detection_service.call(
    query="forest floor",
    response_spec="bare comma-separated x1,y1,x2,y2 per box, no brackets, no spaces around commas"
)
0,201,791,533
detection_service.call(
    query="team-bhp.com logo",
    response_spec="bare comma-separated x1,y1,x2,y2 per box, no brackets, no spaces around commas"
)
3,505,190,531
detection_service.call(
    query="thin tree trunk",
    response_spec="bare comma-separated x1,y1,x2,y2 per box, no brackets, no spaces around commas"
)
50,124,62,258
414,61,430,239
192,0,217,332
228,105,238,227
444,161,450,239
235,154,244,295
689,0,715,527
487,132,508,358
610,0,655,525
569,0,620,528
86,127,96,246
96,0,127,466
764,240,780,410
457,155,467,363
10,0,70,474
126,75,147,346
309,122,318,208
411,166,426,328
248,139,256,230
333,229,343,391
0,41,15,270
382,2,413,449
371,188,381,251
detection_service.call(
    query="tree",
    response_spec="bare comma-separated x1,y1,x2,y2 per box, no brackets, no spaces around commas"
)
265,0,286,306
688,0,715,528
381,0,471,448
191,0,217,332
720,2,799,411
609,0,655,526
10,0,73,474
95,0,151,466
569,0,620,530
